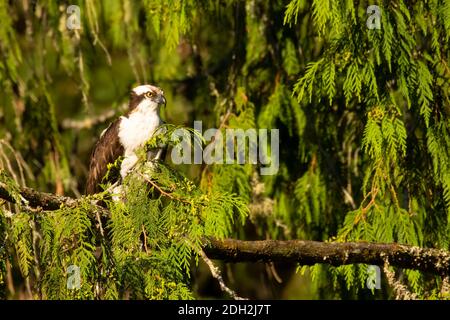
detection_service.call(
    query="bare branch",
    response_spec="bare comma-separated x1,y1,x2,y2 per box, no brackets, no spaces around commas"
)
204,238,450,276
0,183,108,217
61,104,127,130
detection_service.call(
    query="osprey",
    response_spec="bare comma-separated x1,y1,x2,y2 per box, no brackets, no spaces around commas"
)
86,84,167,195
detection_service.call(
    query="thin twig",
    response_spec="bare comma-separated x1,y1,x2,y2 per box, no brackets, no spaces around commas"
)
61,109,117,130
383,258,418,300
138,173,191,204
199,249,247,300
5,260,15,297
95,210,105,237
268,262,283,284
142,225,149,254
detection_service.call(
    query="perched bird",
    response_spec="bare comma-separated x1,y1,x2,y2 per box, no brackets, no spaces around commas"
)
85,84,167,195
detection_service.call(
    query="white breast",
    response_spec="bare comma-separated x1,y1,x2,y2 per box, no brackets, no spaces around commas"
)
118,107,162,155
118,105,162,178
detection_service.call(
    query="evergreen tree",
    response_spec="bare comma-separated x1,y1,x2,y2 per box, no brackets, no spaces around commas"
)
0,0,449,299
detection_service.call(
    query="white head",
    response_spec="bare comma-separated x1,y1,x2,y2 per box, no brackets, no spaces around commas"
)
129,84,166,113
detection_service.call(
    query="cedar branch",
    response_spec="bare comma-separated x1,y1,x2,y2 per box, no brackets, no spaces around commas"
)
203,238,450,276
1,183,449,275
0,183,108,217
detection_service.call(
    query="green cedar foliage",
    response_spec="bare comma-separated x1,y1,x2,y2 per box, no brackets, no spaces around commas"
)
0,0,449,299
0,130,247,299
284,0,450,298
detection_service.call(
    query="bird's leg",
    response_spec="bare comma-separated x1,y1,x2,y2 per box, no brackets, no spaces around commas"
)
146,148,163,161
100,180,123,201
120,152,139,178
111,184,124,202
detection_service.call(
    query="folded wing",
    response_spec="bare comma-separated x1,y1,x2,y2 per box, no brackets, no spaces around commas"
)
85,119,124,194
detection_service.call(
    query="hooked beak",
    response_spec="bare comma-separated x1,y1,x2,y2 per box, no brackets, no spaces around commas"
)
157,95,166,106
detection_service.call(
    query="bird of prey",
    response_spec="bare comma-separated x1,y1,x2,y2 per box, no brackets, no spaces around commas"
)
85,84,167,195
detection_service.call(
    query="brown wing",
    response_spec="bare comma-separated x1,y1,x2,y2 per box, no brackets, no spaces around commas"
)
85,118,124,194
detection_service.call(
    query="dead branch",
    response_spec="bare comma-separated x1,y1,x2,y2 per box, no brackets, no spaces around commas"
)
203,238,450,276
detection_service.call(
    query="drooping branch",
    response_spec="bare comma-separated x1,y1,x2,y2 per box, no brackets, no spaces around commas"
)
198,249,246,300
61,104,127,130
1,183,449,276
61,110,116,130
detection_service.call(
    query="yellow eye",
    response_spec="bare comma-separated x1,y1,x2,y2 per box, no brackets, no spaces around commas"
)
145,91,154,99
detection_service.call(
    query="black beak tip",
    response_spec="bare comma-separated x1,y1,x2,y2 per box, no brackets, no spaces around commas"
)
159,96,166,106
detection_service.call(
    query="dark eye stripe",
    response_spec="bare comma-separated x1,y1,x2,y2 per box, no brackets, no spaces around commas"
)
128,91,146,111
